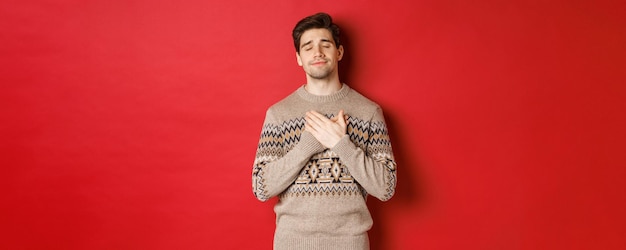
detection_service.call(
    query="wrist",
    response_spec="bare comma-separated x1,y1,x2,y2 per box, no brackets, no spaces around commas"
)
300,131,326,153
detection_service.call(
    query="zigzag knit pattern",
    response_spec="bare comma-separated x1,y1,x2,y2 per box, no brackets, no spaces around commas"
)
253,115,396,200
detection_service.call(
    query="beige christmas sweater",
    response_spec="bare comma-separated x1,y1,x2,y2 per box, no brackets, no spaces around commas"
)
252,84,397,250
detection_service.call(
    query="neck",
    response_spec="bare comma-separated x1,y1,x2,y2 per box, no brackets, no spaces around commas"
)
304,75,342,96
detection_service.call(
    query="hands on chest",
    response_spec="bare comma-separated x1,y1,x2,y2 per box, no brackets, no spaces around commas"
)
304,110,348,148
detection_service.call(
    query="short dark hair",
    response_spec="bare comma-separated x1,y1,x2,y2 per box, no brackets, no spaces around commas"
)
292,12,341,53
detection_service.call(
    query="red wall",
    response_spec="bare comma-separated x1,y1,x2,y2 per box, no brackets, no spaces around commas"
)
2,1,625,249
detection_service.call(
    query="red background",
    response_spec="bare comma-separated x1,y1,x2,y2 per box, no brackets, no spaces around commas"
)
2,1,625,249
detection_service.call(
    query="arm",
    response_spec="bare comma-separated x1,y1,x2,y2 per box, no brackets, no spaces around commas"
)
252,110,325,202
331,108,397,201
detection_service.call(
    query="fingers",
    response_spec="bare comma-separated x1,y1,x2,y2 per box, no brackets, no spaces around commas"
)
304,110,348,148
304,122,314,133
305,111,325,129
306,111,348,126
337,110,346,126
307,110,346,124
306,111,330,124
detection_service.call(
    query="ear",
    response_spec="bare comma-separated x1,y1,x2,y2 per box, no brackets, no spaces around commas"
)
296,52,303,66
337,45,344,61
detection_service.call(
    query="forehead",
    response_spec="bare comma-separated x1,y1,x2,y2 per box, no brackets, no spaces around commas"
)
299,28,334,46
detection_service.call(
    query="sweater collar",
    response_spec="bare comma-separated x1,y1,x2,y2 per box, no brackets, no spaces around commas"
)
297,84,351,103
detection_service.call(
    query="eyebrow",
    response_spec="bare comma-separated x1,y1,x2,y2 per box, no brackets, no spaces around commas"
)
300,39,334,48
300,40,313,48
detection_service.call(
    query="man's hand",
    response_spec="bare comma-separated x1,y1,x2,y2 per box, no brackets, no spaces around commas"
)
305,110,348,148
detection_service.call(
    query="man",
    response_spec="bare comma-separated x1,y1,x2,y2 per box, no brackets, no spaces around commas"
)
252,12,397,250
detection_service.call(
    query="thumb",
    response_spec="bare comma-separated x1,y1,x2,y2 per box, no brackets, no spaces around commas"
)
337,110,346,125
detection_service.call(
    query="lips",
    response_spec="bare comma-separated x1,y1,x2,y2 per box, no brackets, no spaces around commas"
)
311,60,327,66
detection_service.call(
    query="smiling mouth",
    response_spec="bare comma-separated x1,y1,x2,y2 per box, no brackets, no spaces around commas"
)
311,61,327,66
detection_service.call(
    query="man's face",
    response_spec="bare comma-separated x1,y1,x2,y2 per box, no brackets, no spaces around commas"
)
296,28,344,80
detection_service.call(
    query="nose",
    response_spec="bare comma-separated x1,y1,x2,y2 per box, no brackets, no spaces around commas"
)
313,45,324,57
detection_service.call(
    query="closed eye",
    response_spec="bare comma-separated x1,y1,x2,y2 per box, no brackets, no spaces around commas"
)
320,39,334,47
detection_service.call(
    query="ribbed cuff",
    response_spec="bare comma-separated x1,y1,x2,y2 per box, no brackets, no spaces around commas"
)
331,135,356,158
297,131,326,155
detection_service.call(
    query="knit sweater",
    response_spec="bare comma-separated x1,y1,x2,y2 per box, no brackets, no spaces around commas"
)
252,84,397,250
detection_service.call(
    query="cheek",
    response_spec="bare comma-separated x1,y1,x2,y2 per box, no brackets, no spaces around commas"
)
300,54,313,63
296,53,307,66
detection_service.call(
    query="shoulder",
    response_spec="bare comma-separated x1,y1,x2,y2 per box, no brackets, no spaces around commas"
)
347,88,380,108
271,90,301,110
345,87,383,119
264,87,302,121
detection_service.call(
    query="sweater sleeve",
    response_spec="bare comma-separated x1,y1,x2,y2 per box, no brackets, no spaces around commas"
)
331,107,397,201
252,109,325,202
